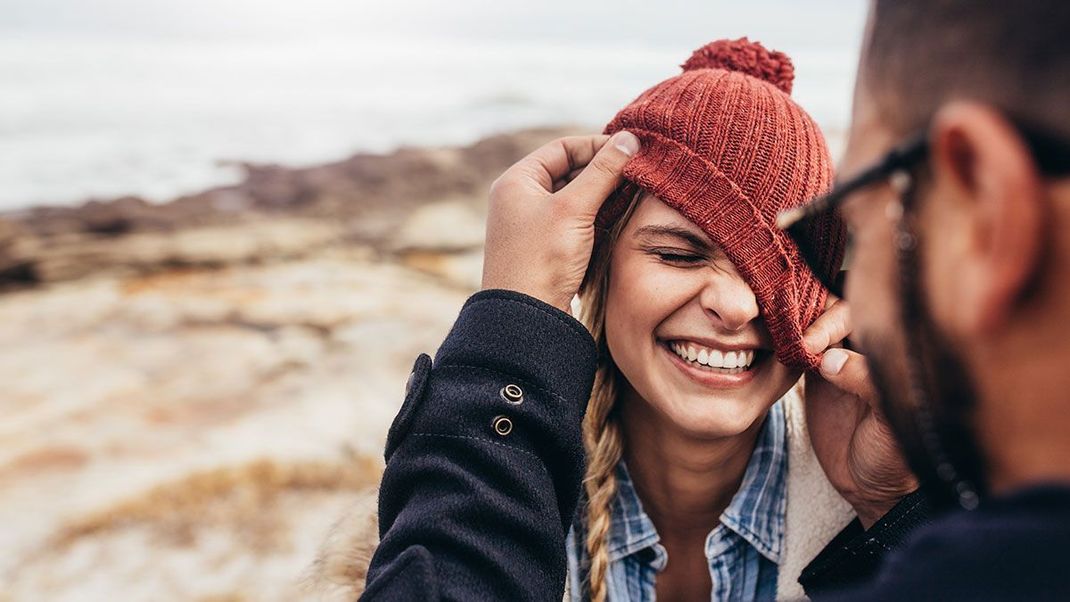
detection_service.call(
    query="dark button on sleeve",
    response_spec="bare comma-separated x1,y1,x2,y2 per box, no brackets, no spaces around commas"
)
500,383,524,404
384,353,433,462
491,415,513,436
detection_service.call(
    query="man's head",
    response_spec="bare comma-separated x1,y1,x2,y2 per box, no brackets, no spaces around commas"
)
842,0,1070,509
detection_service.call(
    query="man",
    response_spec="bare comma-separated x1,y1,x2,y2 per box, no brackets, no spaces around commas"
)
793,0,1070,598
362,0,1070,599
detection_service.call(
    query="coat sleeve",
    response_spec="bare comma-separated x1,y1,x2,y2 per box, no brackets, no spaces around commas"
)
799,489,933,597
360,289,598,602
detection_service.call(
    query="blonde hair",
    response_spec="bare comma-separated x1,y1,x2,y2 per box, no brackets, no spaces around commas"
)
577,189,643,602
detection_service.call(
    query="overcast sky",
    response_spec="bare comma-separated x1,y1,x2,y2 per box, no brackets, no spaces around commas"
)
0,0,867,52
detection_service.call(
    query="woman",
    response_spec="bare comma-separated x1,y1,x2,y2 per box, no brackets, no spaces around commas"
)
565,39,854,601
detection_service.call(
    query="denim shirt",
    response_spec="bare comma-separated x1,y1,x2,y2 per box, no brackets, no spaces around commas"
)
566,401,787,601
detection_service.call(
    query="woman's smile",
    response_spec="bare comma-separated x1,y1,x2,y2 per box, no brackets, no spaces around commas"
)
657,338,770,389
667,340,756,370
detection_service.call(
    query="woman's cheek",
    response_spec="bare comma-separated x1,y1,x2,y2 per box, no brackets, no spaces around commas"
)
608,258,660,323
605,263,668,370
629,260,694,304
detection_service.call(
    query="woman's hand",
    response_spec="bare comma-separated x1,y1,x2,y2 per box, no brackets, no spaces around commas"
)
803,297,919,528
481,132,640,314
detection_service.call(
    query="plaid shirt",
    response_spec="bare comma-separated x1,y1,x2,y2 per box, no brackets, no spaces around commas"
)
566,400,787,601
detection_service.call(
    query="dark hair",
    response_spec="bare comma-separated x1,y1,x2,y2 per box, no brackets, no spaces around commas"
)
864,0,1070,138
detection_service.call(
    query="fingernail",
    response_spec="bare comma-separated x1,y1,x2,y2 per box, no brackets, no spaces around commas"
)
821,348,848,376
613,131,640,157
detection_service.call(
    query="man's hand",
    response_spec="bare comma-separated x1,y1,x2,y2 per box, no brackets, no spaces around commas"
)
804,298,918,528
481,132,640,313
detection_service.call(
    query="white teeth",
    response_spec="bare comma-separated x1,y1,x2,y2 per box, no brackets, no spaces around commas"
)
708,349,724,367
668,341,757,370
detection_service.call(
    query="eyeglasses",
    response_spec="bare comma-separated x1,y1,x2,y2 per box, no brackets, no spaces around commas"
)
776,120,1070,298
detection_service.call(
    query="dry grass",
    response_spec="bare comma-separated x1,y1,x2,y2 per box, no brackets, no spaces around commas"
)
53,455,383,552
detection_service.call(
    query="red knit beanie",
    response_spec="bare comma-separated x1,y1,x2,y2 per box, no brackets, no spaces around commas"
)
595,38,846,371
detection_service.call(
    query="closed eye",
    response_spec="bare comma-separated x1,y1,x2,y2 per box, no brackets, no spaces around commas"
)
651,249,706,265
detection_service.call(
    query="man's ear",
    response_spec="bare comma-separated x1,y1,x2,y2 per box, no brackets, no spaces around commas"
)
928,102,1046,334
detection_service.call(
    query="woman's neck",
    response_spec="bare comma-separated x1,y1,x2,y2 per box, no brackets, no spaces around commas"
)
618,387,766,542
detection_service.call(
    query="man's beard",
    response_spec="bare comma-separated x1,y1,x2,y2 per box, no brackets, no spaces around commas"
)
864,243,990,512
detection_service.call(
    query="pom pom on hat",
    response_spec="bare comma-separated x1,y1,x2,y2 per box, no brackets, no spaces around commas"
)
681,37,795,95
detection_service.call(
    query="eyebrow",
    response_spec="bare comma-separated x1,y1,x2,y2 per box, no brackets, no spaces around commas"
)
633,224,713,251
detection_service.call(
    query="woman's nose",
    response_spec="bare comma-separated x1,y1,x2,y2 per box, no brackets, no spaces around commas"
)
700,273,759,332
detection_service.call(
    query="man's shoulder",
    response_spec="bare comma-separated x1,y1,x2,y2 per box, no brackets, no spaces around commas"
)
822,484,1070,600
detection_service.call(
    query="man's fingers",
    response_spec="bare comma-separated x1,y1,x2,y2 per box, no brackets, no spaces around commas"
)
499,134,611,193
804,298,853,354
818,348,877,402
551,166,586,193
554,131,639,215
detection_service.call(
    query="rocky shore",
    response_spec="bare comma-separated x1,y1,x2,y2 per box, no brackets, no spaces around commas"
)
0,127,579,601
0,127,575,289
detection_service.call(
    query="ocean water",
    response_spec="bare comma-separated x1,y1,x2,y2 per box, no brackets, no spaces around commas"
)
0,0,866,210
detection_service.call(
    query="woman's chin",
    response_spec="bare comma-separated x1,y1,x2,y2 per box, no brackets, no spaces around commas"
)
661,402,767,440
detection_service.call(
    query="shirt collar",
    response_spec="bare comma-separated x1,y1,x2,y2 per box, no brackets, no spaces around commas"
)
605,400,787,565
606,459,664,564
719,399,787,563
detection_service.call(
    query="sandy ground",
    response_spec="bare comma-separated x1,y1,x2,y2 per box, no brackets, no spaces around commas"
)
0,127,554,600
0,247,481,600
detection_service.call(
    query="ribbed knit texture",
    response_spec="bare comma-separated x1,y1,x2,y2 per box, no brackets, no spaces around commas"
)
594,38,846,370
